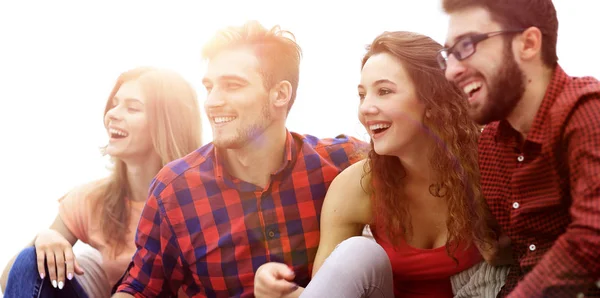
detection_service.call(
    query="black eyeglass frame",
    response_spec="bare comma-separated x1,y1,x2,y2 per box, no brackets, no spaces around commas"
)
437,29,525,70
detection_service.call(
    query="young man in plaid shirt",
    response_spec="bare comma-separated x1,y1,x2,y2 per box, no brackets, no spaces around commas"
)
439,0,600,296
112,21,368,297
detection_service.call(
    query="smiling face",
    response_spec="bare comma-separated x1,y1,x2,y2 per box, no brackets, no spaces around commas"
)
202,47,274,150
103,80,156,161
444,6,526,125
358,53,427,156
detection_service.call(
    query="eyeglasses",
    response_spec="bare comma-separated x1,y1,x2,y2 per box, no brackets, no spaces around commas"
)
437,29,524,70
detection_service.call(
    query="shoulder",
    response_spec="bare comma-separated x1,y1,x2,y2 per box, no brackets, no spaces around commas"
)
292,132,370,166
323,159,372,223
552,75,600,116
552,77,600,135
59,177,109,205
327,159,370,202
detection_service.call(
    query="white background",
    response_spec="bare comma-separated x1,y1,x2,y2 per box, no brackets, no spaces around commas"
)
0,0,598,288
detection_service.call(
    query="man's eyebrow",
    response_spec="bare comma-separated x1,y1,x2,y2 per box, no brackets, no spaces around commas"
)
202,75,249,86
444,31,478,48
217,75,249,83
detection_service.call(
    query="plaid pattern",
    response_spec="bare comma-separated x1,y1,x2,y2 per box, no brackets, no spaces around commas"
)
478,65,600,297
115,131,367,297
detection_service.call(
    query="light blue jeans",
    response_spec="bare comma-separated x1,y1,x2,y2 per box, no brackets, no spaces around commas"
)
301,236,394,298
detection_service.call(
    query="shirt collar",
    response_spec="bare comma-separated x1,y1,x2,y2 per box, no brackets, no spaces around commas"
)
213,129,296,178
495,64,569,144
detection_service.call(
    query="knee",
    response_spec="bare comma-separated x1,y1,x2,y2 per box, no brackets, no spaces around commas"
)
9,246,38,277
333,236,391,270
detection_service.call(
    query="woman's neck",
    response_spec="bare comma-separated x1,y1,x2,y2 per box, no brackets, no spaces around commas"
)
125,157,162,202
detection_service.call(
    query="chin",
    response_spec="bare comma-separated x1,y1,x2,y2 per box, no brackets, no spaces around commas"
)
372,143,392,156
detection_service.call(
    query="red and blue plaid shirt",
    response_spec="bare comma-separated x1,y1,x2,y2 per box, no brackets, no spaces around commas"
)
115,131,367,297
479,65,600,297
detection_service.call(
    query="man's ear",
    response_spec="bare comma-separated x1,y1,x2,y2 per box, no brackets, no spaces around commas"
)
516,26,543,62
270,80,292,109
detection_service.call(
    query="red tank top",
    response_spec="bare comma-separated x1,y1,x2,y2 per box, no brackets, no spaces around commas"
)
372,227,482,298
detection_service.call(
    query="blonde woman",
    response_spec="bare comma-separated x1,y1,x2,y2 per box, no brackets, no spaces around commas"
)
1,67,202,298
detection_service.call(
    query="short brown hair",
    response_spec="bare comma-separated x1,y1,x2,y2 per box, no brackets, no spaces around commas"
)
443,0,558,67
202,21,302,112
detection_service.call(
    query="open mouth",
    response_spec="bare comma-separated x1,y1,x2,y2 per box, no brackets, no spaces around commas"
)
369,123,391,136
109,128,128,139
463,81,483,101
213,116,237,125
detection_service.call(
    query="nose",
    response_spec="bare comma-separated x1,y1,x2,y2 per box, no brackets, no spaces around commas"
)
359,97,379,117
204,88,226,109
444,55,466,82
105,105,124,123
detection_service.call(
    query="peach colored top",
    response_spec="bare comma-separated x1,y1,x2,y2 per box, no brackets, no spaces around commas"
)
58,180,145,297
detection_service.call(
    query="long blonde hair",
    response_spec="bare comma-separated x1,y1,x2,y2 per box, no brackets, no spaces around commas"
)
95,67,202,257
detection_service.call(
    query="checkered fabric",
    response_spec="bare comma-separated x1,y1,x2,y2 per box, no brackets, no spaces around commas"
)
116,131,367,297
478,65,600,297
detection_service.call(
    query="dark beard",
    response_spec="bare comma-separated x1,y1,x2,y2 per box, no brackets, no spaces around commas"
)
471,44,526,125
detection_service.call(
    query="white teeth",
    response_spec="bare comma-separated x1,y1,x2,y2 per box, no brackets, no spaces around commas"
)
109,128,128,137
214,116,236,124
463,82,483,95
369,123,391,131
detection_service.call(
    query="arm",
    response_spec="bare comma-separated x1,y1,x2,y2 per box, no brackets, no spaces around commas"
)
114,181,184,297
1,214,79,292
474,233,514,266
112,293,134,298
112,294,135,298
311,159,372,275
508,96,600,297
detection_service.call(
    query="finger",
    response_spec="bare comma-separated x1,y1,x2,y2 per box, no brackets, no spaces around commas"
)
54,248,66,289
265,278,298,296
74,258,85,275
257,269,297,295
63,247,75,281
270,263,295,281
35,248,47,280
45,250,58,288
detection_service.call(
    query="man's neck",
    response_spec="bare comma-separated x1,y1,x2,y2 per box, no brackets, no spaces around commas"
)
125,155,163,202
223,124,287,189
506,65,554,137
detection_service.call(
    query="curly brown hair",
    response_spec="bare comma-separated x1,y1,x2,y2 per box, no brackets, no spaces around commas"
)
361,31,494,257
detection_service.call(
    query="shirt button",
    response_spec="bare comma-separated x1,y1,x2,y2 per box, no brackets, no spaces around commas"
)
512,202,520,209
576,293,584,298
517,155,524,162
529,244,536,251
268,231,275,238
596,279,600,288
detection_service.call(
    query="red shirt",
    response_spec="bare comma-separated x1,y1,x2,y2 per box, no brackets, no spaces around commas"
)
115,131,367,297
372,229,482,298
478,65,600,297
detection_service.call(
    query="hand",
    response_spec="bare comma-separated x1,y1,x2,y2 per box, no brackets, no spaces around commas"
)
478,234,514,266
34,229,84,289
254,262,298,298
